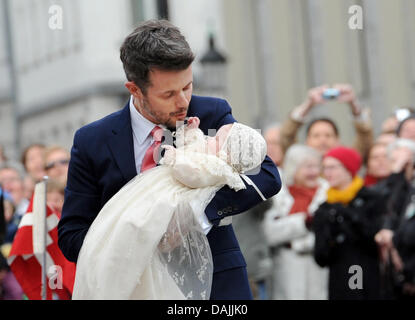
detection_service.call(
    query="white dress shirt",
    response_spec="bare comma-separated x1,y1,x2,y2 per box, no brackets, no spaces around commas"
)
129,96,213,234
129,96,162,173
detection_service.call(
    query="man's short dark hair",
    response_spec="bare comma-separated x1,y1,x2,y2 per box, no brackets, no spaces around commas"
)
306,118,339,137
120,19,195,94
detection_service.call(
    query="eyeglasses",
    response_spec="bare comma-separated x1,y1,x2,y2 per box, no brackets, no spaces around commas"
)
45,159,69,170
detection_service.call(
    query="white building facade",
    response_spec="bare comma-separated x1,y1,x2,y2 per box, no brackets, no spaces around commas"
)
1,0,415,160
0,0,228,160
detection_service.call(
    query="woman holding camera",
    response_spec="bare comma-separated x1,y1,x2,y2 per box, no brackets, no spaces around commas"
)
313,146,384,300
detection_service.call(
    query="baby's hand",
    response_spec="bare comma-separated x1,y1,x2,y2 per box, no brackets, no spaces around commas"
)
161,145,176,165
186,117,200,129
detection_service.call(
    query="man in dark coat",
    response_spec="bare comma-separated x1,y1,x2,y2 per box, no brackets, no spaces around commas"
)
58,19,281,300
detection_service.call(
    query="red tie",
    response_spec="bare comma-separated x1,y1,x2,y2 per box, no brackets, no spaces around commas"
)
140,126,163,172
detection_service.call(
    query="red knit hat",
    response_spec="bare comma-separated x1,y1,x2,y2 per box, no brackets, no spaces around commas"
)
324,146,362,177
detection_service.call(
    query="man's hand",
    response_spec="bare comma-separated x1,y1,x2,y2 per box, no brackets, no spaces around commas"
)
375,229,405,272
375,229,394,263
158,201,194,253
375,229,395,249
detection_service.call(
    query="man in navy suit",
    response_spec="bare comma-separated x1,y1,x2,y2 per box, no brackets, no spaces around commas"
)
58,19,281,300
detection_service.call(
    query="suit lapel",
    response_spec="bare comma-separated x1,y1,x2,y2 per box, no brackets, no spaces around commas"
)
106,95,200,181
107,103,137,182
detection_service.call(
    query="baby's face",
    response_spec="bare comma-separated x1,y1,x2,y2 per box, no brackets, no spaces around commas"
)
207,124,233,155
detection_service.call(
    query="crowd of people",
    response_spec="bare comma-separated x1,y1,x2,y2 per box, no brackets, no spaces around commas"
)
0,143,70,299
235,83,415,300
1,81,415,300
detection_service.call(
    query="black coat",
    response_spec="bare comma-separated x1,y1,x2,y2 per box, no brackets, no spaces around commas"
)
313,186,384,300
371,172,409,230
372,172,415,298
0,188,5,245
394,216,415,285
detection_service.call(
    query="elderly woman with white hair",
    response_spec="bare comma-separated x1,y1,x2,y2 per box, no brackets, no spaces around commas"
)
262,144,329,300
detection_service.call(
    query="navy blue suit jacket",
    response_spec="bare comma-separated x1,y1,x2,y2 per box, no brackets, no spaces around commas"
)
58,95,281,299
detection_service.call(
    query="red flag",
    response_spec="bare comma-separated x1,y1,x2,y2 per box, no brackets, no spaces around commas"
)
7,183,76,300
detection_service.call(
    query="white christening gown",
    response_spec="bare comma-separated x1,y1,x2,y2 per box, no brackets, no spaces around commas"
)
72,126,250,300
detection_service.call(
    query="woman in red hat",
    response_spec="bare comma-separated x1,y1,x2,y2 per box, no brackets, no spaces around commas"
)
313,146,385,300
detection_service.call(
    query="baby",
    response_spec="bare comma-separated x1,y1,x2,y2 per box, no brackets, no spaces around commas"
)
161,116,266,183
186,117,234,155
162,117,232,159
73,116,267,300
